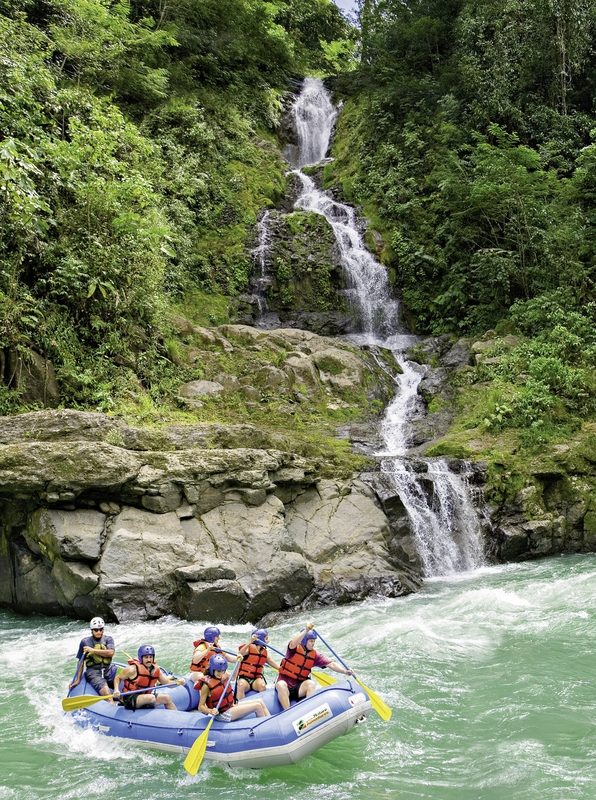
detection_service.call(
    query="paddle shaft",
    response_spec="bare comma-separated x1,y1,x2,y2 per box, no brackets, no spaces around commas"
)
312,629,351,672
254,639,284,659
68,655,85,692
313,628,392,721
61,682,181,712
112,682,180,700
183,660,242,775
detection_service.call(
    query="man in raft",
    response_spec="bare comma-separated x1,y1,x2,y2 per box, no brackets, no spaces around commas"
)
197,654,270,721
113,644,185,710
73,616,116,701
275,620,353,710
189,626,237,680
236,628,280,700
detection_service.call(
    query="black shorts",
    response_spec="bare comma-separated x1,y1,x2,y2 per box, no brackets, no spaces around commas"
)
287,684,304,702
120,692,154,711
239,676,266,690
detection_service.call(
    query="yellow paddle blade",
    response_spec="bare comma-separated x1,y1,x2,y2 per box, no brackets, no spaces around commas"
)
356,677,392,721
183,719,213,776
312,671,337,687
62,693,113,712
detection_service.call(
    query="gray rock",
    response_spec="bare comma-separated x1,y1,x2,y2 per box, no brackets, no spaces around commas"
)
24,508,105,562
178,380,225,399
442,338,472,368
176,579,247,623
51,559,99,604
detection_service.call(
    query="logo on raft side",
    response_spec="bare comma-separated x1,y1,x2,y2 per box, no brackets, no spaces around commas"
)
292,703,333,736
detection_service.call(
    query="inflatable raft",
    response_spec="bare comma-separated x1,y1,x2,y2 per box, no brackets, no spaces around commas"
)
66,677,371,768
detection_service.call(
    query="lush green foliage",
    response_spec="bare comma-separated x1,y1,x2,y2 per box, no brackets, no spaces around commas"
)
0,0,350,415
328,0,595,451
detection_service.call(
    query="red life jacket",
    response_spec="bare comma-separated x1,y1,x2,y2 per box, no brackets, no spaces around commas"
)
198,674,234,713
190,639,217,673
278,645,317,684
122,659,161,694
238,643,267,680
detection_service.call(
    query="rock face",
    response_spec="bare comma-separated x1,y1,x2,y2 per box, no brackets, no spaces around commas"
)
241,209,355,335
403,336,595,562
0,410,421,622
487,446,596,561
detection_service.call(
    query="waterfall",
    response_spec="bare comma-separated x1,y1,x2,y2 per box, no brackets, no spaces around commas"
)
293,171,399,336
291,77,338,167
249,210,280,328
287,78,486,577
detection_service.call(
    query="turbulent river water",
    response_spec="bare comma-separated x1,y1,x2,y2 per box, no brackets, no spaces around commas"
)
1,554,595,799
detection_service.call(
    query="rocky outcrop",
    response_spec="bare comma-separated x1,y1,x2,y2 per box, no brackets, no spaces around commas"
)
241,209,354,334
408,337,595,561
0,410,421,622
0,347,60,407
487,440,596,561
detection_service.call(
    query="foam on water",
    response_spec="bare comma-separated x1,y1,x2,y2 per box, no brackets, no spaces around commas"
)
1,555,595,799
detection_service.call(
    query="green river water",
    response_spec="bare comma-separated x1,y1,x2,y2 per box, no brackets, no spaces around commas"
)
1,554,594,800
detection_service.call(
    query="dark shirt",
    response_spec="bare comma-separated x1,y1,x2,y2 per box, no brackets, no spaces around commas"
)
76,634,115,664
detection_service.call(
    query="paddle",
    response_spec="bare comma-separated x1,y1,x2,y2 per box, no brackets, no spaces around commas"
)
313,629,392,721
183,660,241,776
254,639,336,688
68,655,85,692
61,683,179,712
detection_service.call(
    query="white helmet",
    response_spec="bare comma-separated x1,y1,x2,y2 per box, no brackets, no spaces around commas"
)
90,616,105,629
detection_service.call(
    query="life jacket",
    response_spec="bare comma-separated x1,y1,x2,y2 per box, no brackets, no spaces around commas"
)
238,643,267,681
197,674,234,713
189,639,220,673
122,659,161,694
278,645,317,684
85,637,112,667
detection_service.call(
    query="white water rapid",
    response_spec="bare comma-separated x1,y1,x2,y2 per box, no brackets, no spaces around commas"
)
285,77,486,577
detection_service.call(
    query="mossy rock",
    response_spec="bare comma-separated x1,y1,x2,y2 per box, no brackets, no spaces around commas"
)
264,211,347,314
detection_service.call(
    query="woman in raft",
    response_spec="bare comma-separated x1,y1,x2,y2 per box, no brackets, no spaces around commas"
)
197,654,270,720
236,627,280,700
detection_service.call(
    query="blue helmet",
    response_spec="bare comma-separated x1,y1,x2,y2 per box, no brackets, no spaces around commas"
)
252,628,268,643
138,644,155,660
208,654,228,675
203,626,221,643
301,630,317,649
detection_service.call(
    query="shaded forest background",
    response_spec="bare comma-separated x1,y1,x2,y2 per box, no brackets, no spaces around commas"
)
0,0,594,469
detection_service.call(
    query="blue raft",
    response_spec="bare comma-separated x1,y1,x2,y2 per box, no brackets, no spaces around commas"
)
67,677,371,768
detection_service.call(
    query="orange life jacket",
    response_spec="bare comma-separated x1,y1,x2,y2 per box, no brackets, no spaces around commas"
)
122,659,161,694
278,645,316,684
190,639,219,673
197,674,234,713
238,643,268,681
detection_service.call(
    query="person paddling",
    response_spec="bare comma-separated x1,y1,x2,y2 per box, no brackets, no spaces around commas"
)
189,626,237,679
113,645,185,710
236,628,280,700
275,621,353,710
197,654,270,721
73,616,116,702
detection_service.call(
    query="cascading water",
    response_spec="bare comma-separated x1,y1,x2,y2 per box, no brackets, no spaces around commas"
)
249,210,281,327
286,78,486,577
289,77,338,167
